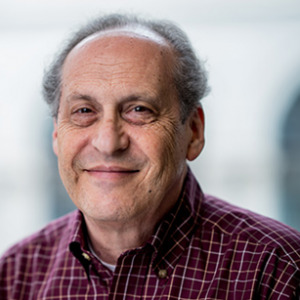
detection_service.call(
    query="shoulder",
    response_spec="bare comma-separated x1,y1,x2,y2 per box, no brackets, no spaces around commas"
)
200,195,300,266
0,210,78,262
0,211,80,297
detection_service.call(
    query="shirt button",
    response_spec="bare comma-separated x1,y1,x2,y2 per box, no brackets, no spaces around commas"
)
82,252,91,261
158,269,167,279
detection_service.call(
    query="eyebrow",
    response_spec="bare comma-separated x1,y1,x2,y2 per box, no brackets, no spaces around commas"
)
66,92,159,107
66,93,97,103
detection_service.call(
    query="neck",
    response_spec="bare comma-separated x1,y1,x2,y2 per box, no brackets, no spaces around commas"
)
85,215,159,264
84,167,188,265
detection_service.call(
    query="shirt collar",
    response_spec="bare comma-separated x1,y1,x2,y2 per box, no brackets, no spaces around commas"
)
68,210,88,248
148,168,203,275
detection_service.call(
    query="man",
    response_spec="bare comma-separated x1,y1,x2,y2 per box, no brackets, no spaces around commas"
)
0,14,299,299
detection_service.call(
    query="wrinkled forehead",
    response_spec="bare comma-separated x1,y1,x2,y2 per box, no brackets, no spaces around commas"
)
61,25,178,103
63,25,176,82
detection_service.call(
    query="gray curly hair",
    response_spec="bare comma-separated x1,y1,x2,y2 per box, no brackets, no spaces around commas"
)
42,14,209,122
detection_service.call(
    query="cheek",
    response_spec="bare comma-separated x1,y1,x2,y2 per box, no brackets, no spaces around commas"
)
161,121,184,158
141,121,185,168
56,126,89,173
55,132,87,198
57,123,87,152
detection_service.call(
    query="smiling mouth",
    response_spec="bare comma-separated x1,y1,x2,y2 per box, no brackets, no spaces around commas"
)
84,166,139,173
83,167,139,179
85,169,139,174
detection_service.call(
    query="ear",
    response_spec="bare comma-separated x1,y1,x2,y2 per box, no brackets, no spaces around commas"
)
52,119,58,156
186,106,205,161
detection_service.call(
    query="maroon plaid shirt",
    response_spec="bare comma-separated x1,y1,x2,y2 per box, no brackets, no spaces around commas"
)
1,170,300,299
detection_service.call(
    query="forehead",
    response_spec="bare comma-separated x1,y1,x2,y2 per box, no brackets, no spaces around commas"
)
60,29,178,109
62,28,175,82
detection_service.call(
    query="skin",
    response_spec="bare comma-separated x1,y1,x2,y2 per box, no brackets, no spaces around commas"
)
52,29,205,264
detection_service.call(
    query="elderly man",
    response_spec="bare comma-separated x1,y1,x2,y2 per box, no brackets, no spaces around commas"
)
1,14,299,299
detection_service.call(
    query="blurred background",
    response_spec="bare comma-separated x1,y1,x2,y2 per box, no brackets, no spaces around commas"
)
1,0,300,255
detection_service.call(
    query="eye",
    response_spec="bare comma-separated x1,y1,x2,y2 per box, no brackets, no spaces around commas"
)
76,107,93,114
123,104,157,125
71,106,97,127
133,106,151,113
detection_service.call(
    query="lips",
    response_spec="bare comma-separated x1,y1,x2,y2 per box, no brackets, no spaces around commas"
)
84,166,139,173
83,165,139,180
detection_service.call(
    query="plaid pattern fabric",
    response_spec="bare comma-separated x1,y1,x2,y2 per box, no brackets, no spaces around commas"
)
1,169,300,299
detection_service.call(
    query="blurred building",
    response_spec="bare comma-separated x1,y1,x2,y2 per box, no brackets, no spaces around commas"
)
280,91,300,230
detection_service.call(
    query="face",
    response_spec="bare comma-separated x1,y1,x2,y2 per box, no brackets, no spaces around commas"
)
53,30,204,225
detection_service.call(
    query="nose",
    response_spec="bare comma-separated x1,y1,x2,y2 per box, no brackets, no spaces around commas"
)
91,114,129,156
